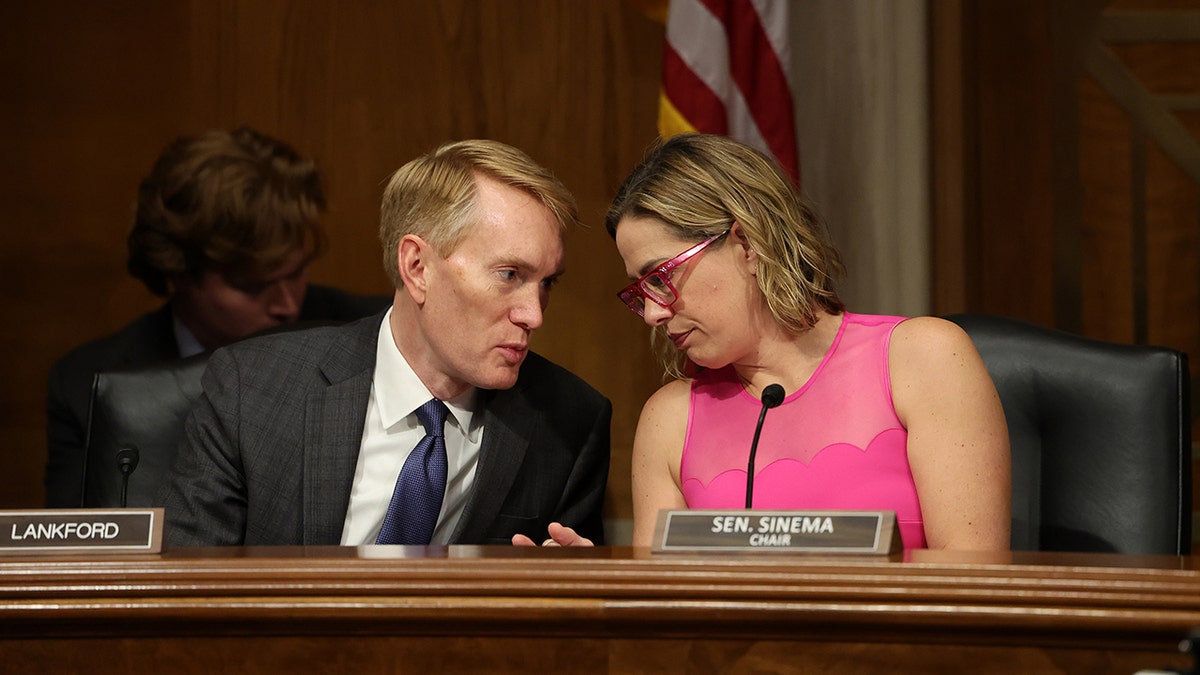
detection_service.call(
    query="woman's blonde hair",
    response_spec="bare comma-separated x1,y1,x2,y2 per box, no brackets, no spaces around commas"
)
379,139,579,287
605,133,844,378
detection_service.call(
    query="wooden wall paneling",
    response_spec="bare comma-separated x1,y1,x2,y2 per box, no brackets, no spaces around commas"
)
0,1,665,520
930,1,970,316
931,1,988,317
1049,2,1102,337
1176,110,1200,371
0,2,203,508
1,636,1192,674
1144,143,1200,354
1086,37,1200,347
299,1,473,298
973,0,1060,326
1104,37,1200,352
1078,74,1137,344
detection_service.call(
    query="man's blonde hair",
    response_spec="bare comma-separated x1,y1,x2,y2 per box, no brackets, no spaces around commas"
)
379,139,579,287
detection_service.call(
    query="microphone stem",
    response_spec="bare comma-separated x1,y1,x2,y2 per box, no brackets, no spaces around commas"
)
119,469,131,508
746,406,770,509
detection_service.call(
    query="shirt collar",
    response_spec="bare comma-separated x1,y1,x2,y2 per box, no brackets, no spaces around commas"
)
374,307,477,433
171,312,206,358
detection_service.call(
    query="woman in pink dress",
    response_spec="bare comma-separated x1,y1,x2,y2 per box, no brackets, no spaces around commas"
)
519,133,1010,551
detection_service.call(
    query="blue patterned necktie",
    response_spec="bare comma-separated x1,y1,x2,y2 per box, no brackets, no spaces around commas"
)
376,399,449,545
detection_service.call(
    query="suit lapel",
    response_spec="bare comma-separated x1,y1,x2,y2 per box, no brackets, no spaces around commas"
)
449,385,539,542
301,315,382,544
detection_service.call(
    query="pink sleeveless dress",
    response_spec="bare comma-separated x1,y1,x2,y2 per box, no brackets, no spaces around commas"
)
680,312,926,549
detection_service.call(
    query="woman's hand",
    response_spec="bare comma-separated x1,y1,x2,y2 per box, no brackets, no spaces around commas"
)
511,522,594,547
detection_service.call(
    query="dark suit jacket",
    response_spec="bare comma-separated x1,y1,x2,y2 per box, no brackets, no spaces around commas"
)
45,285,390,507
160,312,612,546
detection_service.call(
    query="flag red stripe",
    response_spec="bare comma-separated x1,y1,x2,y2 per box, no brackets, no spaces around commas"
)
662,42,729,135
698,0,797,182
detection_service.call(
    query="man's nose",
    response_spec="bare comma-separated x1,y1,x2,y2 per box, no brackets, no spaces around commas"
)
265,280,302,320
511,288,546,331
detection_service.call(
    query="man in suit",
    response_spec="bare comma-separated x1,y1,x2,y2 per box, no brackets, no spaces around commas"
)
161,139,611,546
46,127,388,508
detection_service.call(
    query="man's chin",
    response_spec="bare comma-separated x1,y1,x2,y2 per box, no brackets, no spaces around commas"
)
473,365,522,391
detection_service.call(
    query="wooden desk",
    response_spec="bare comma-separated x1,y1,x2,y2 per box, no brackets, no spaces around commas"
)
1,547,1197,673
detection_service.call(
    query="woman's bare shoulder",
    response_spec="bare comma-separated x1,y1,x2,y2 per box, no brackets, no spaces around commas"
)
645,378,691,408
890,316,978,367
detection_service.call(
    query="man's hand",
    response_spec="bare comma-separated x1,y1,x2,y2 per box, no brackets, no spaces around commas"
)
511,521,594,547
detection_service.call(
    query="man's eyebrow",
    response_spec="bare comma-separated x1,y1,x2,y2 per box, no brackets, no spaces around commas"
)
494,256,565,279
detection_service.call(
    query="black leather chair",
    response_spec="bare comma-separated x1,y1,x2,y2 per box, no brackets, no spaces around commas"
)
945,314,1192,554
81,354,209,508
79,319,359,508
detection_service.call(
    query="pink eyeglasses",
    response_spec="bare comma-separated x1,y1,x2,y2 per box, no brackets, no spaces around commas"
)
616,230,728,316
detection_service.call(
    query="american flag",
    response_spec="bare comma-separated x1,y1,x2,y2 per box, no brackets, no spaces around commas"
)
658,0,799,186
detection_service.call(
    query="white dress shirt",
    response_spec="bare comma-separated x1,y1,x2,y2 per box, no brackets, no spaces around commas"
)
172,313,205,358
340,308,482,545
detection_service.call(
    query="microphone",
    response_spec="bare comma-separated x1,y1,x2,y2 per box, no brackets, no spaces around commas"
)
115,446,139,508
745,384,785,508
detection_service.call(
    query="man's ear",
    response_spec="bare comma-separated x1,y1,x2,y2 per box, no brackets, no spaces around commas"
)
397,234,432,304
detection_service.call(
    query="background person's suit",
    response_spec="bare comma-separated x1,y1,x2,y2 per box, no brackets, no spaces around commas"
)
45,285,390,507
160,311,612,545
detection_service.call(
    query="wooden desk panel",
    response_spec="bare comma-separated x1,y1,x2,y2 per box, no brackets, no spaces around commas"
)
0,547,1197,673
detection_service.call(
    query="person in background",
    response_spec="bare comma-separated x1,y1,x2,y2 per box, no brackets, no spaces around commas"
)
161,139,611,546
46,127,388,507
518,133,1010,550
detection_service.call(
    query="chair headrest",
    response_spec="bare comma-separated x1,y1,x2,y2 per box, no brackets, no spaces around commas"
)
82,353,210,508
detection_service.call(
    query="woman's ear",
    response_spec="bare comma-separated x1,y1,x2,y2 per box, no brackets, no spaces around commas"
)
397,234,432,304
730,221,759,272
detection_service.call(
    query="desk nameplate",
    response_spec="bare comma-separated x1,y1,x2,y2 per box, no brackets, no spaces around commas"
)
0,508,163,556
653,509,902,555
